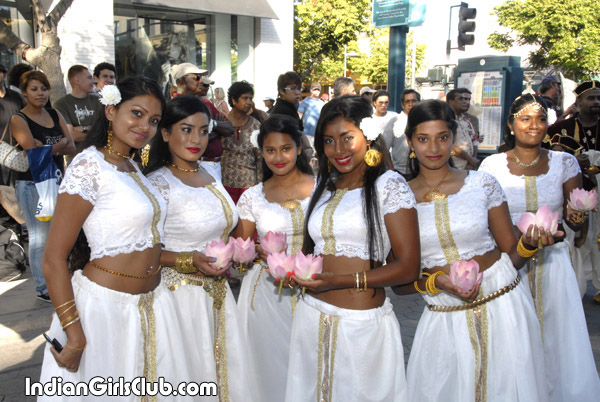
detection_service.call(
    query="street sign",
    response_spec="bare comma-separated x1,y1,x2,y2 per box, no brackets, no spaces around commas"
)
373,0,426,28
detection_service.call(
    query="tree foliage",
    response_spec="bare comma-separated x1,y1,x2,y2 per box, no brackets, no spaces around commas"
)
488,0,600,80
0,0,74,101
294,0,371,80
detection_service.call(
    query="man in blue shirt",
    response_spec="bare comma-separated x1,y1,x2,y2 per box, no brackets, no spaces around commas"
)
298,83,324,139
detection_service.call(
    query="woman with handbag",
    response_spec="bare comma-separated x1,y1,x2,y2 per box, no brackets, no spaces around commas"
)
9,70,75,302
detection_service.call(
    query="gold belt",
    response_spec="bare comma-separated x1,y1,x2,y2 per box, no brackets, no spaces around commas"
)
427,274,521,312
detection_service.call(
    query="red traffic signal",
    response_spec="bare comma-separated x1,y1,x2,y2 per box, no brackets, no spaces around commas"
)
458,2,476,51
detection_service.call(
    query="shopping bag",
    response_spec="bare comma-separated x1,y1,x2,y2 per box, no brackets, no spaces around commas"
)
26,146,62,222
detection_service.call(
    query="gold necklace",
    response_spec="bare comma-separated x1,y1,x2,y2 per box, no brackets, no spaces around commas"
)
105,145,132,159
512,152,540,169
279,174,302,210
170,163,199,173
421,169,451,202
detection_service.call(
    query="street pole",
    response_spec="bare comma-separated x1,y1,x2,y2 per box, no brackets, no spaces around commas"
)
411,38,416,89
343,44,347,77
388,25,408,113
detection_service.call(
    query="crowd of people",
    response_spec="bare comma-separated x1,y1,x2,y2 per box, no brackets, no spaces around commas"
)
0,58,599,401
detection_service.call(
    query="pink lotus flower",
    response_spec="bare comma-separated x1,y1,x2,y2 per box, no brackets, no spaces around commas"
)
260,231,288,254
293,252,323,280
516,205,559,235
568,188,598,212
266,251,296,279
449,259,483,293
230,237,256,265
204,240,234,270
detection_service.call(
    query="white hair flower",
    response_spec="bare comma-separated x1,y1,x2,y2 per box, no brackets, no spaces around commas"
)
98,85,122,106
250,129,260,149
359,117,381,141
208,119,215,133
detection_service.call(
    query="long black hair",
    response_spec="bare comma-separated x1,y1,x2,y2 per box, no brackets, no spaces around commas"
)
256,114,313,181
405,100,458,177
302,95,391,268
80,76,166,153
143,96,211,175
70,76,166,272
500,93,548,151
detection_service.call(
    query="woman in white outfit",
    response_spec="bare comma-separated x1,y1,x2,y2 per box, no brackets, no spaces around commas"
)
233,114,315,402
40,77,195,401
286,95,421,402
394,99,550,402
145,96,254,402
479,93,600,402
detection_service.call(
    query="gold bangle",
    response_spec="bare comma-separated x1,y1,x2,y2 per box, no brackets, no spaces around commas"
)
363,270,367,292
57,303,76,318
60,312,79,326
175,252,197,274
62,316,80,330
426,271,445,295
414,280,426,294
355,272,360,290
54,299,75,311
65,342,86,351
517,237,537,258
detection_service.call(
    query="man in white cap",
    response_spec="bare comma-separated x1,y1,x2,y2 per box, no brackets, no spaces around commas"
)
360,86,374,103
263,96,275,115
172,62,209,97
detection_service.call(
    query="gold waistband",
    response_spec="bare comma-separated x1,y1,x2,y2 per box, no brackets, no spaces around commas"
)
427,274,521,312
89,260,161,279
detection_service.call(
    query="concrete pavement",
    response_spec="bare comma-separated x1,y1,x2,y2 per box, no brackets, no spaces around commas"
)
1,270,599,401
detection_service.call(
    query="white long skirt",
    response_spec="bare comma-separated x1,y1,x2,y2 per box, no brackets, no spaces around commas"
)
160,267,256,402
39,271,195,401
237,262,294,402
522,241,600,402
407,253,548,402
285,295,408,402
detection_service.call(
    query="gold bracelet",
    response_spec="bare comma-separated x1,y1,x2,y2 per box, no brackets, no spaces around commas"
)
414,280,426,294
57,303,76,318
363,270,367,292
517,237,537,258
65,341,87,351
426,271,445,295
355,272,360,290
62,316,80,330
54,299,75,311
175,252,197,274
60,312,79,326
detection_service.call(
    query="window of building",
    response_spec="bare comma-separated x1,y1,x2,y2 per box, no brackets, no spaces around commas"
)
113,2,212,95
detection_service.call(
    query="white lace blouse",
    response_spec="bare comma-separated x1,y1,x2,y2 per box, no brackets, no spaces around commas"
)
416,171,507,269
237,182,313,256
307,170,416,262
147,165,238,253
479,151,580,224
58,146,166,260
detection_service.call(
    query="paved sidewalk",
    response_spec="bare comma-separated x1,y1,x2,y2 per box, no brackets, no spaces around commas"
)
1,271,599,401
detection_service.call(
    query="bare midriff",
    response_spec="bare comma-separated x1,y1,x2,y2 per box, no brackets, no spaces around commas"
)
82,244,163,294
424,246,502,277
310,254,385,310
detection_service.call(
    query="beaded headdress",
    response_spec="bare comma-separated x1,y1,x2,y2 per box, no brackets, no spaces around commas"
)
511,95,547,118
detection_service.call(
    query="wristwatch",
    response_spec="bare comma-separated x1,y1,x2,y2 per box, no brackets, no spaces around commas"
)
82,125,89,133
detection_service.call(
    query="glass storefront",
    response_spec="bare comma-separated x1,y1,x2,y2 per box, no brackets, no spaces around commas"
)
114,1,212,94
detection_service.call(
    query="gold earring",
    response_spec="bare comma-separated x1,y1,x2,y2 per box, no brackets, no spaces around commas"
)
409,149,416,159
107,121,113,149
450,149,456,156
327,161,331,173
364,144,382,167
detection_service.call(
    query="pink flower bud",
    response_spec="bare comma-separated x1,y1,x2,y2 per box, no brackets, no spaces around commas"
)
449,259,483,293
293,252,323,280
267,252,295,279
230,237,256,265
535,205,559,235
259,231,288,254
205,240,234,270
568,188,598,212
516,212,536,235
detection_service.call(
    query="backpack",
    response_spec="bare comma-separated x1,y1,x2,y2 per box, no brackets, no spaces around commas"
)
0,217,28,281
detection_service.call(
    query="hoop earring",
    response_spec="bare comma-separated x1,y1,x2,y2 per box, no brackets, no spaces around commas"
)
450,149,456,156
409,149,416,159
364,144,382,167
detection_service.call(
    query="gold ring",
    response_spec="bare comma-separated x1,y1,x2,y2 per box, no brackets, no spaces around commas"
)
570,214,585,224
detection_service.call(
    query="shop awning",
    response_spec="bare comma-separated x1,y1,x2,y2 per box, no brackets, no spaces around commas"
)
132,0,278,19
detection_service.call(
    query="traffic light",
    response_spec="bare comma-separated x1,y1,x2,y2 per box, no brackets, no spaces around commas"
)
457,2,476,51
